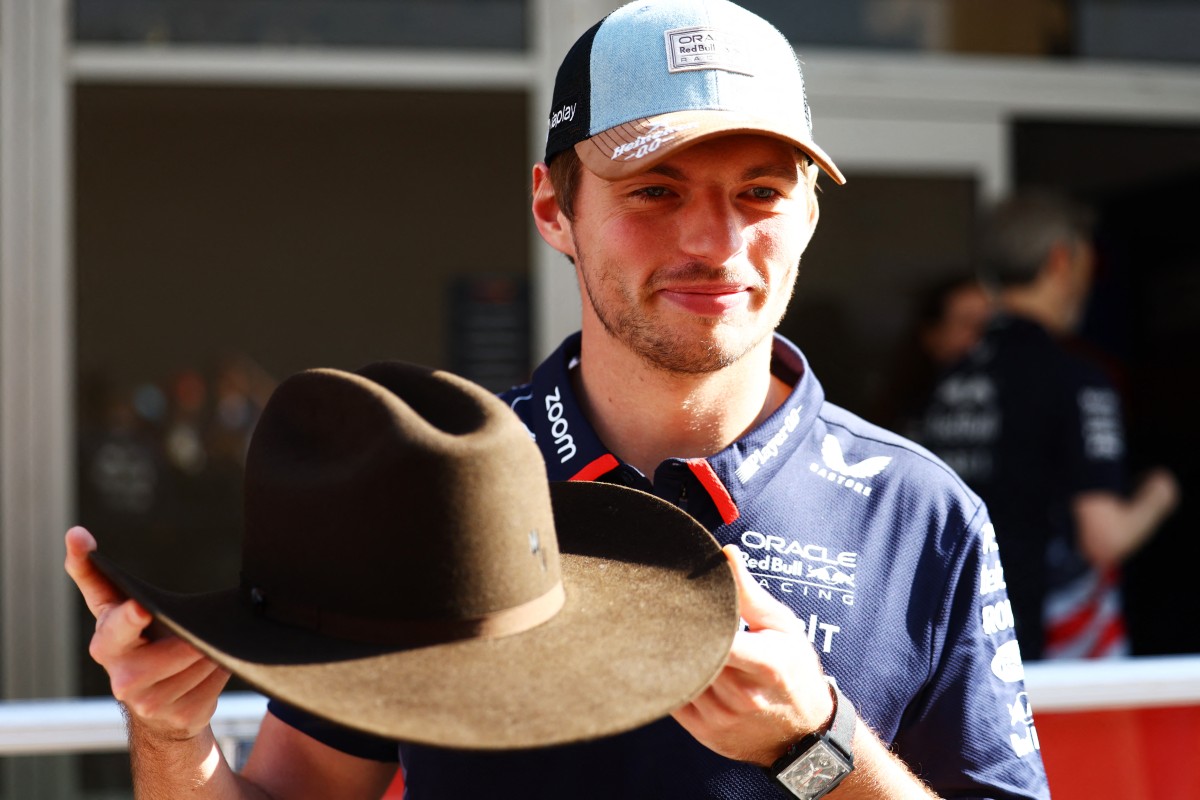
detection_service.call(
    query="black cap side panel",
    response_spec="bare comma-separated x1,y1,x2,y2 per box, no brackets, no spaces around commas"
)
544,17,603,165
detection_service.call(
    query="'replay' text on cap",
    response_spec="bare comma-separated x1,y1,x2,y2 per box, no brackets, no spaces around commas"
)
544,0,845,185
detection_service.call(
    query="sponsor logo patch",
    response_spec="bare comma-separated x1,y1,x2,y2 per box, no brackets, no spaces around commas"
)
981,523,999,554
736,407,801,484
543,385,576,464
738,531,857,607
982,599,1015,636
980,559,1006,597
663,26,752,74
991,639,1025,683
548,102,577,131
809,435,891,498
609,120,699,163
1007,691,1041,757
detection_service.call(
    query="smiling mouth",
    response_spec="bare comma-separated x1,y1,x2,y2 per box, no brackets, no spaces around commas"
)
657,284,754,315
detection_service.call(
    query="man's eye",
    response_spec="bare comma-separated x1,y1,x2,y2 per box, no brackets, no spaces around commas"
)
749,186,780,200
634,186,670,199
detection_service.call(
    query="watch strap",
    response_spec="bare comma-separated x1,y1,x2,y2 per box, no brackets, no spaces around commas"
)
822,680,855,761
766,678,856,794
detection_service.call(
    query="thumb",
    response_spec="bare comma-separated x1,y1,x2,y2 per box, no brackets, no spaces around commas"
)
723,544,801,634
65,526,128,620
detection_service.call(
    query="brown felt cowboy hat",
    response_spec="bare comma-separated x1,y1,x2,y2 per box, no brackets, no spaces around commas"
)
90,361,738,750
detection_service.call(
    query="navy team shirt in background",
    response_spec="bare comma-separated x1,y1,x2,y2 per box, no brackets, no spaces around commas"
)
271,332,1050,800
919,314,1130,660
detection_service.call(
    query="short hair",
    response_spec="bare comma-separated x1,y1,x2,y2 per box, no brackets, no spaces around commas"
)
546,146,820,223
978,190,1095,289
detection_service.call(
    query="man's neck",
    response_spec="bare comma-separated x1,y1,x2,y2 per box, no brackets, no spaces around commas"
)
571,332,790,480
999,283,1073,336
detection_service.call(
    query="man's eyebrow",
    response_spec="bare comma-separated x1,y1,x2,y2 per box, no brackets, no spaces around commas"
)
641,162,801,183
643,163,686,181
742,163,802,183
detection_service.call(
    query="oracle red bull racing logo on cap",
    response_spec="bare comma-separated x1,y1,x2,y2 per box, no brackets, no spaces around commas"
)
664,26,752,74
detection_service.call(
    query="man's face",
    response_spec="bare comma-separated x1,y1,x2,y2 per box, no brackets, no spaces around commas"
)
924,284,991,366
563,135,818,375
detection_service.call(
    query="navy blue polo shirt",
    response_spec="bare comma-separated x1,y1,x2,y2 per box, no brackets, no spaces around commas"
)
918,314,1128,660
271,333,1049,799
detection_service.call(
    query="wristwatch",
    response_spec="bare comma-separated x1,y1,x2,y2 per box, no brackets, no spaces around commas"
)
766,678,856,799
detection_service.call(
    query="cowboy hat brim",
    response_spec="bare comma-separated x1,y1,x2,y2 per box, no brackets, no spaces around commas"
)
90,480,738,750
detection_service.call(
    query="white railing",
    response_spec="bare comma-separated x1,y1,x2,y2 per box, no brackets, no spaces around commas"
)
1,655,1198,757
0,692,267,758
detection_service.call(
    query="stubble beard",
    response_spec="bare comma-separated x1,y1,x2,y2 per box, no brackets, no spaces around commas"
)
575,247,799,376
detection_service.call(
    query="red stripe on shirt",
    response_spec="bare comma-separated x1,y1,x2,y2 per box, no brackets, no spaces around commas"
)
569,454,619,482
1045,568,1123,651
1087,614,1128,659
686,459,740,525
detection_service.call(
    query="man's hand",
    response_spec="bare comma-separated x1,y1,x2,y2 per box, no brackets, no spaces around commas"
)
672,544,836,767
64,526,231,740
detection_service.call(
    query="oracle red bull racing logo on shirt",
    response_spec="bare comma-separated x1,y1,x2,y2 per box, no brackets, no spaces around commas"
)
738,530,857,607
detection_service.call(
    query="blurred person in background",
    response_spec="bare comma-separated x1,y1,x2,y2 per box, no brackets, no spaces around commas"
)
918,190,1180,660
871,274,991,438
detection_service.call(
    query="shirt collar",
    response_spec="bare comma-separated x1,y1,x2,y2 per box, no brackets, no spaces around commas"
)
526,332,826,512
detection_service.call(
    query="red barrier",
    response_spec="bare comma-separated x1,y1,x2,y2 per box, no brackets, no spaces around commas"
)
1037,704,1200,799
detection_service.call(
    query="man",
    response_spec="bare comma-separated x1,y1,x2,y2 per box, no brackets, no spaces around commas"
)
65,1,1049,797
872,275,992,438
919,191,1179,660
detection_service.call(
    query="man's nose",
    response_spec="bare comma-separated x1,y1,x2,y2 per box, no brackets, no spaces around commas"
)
678,191,745,263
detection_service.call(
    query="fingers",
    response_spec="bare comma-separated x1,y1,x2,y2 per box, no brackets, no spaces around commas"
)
90,598,155,662
93,609,229,740
66,526,229,739
118,653,231,735
64,526,127,620
723,545,803,635
93,617,228,735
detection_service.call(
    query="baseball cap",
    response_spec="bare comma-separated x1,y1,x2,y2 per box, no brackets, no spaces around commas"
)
544,0,845,185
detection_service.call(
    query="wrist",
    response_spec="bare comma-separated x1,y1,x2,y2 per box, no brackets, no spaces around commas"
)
761,675,838,767
764,678,856,799
123,704,211,746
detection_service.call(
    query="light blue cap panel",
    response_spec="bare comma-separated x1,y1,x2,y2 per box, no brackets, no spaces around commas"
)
587,0,811,138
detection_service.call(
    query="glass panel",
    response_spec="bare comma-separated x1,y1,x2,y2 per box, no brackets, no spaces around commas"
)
72,0,1200,63
1077,1,1200,63
74,0,526,50
741,0,1200,63
777,173,978,425
72,81,531,696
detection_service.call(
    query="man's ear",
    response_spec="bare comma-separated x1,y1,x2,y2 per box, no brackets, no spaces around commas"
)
1041,241,1076,286
531,163,576,260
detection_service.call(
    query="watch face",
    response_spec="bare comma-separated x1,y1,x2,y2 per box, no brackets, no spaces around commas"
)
777,740,852,799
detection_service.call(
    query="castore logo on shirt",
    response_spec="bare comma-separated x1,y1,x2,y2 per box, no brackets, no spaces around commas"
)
809,435,891,498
